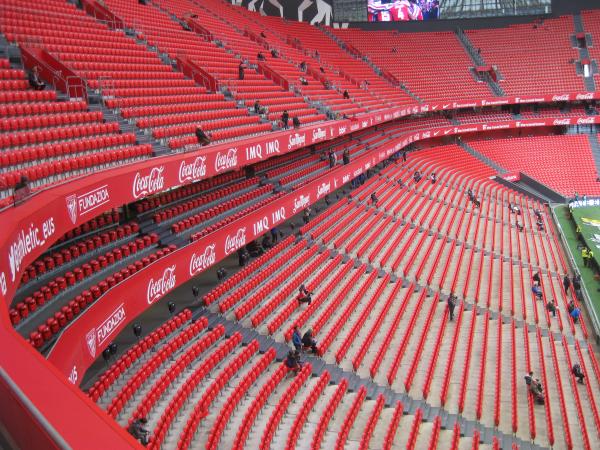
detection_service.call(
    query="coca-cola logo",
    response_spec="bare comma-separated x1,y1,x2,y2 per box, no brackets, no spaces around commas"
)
224,228,246,255
576,93,594,100
147,265,176,304
552,119,571,126
552,94,570,102
189,244,216,276
215,148,237,172
179,156,207,183
292,194,310,214
577,117,595,124
133,166,165,199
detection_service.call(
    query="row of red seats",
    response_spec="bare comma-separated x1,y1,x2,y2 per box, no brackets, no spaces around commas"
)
279,161,329,186
171,185,272,234
177,340,260,450
13,233,158,324
154,178,258,223
0,89,56,103
285,371,331,450
134,171,247,214
202,236,295,306
0,144,152,189
234,245,320,320
87,309,193,401
0,110,103,133
106,317,207,418
259,363,312,450
205,348,276,450
189,192,285,240
120,101,236,119
20,222,139,286
311,378,348,450
136,108,247,129
169,123,272,149
0,133,137,169
153,115,260,139
0,99,86,117
0,120,119,148
252,250,330,328
132,326,228,421
28,244,175,348
283,258,354,342
232,364,288,448
107,93,224,109
266,254,343,335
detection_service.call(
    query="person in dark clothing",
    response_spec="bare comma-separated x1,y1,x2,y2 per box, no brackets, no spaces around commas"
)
343,90,349,99
246,240,263,257
254,100,261,114
342,148,350,165
237,248,249,267
292,116,300,128
402,151,407,163
261,233,272,250
302,207,311,224
572,362,585,384
260,30,266,38
328,150,336,169
192,285,200,301
472,198,480,209
531,379,544,404
281,110,289,129
270,227,279,244
572,274,581,294
447,292,457,321
299,61,307,72
28,66,45,91
302,329,318,354
431,172,437,184
563,275,571,293
292,326,302,351
270,49,279,58
297,284,312,305
532,272,541,284
524,371,534,387
285,350,301,373
319,66,325,73
238,62,245,80
413,171,421,183
568,300,575,314
546,299,556,317
370,192,378,206
195,126,211,146
516,221,524,232
257,51,265,61
128,418,149,445
532,283,543,299
299,76,309,85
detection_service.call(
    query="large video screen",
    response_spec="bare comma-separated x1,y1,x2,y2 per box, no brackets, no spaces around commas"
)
367,0,439,22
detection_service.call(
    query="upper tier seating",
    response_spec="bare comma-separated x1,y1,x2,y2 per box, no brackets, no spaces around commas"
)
332,29,493,102
0,0,271,148
467,134,600,196
466,16,584,96
0,57,150,204
102,0,325,135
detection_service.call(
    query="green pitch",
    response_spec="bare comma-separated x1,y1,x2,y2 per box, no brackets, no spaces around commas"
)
554,204,600,322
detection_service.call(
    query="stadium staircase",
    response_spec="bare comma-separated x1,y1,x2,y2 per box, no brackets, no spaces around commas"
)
455,28,506,97
456,139,507,174
573,14,597,92
587,133,600,179
323,27,424,103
